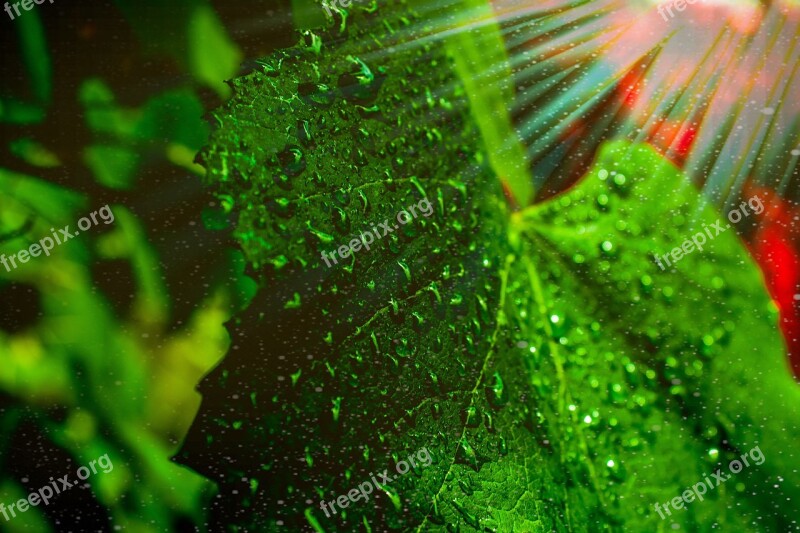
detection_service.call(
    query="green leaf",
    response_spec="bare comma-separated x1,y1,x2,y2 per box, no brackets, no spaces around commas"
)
84,145,140,190
0,98,46,125
114,0,242,97
16,11,52,105
0,167,85,226
136,89,210,149
78,81,210,188
186,5,243,98
78,79,140,139
8,138,61,168
79,80,209,148
292,0,327,30
0,10,51,125
0,166,214,529
179,3,799,531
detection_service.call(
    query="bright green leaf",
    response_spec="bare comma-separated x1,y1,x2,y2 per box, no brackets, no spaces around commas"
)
187,5,243,97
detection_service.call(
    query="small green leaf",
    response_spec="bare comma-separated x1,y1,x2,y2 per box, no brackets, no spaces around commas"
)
186,5,243,97
79,79,139,138
9,138,61,168
84,145,140,189
16,11,51,105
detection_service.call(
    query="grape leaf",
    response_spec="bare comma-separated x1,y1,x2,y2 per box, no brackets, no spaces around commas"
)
177,2,800,531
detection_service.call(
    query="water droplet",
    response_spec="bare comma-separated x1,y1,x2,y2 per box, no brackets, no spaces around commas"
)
608,382,628,404
332,206,349,233
334,188,351,206
463,406,480,428
428,498,445,525
394,338,415,357
284,292,301,310
498,437,508,455
456,436,479,471
298,82,336,107
277,145,305,176
377,483,402,510
605,457,626,481
297,119,313,147
331,397,342,422
451,499,479,529
485,372,508,408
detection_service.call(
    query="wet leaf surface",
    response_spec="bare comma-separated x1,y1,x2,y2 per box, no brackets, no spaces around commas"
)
179,3,800,531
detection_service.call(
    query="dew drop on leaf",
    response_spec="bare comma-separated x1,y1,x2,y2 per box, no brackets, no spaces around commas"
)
485,372,508,409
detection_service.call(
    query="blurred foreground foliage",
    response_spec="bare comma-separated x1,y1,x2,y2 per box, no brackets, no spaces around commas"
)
0,0,263,530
